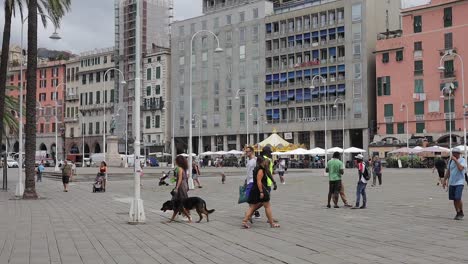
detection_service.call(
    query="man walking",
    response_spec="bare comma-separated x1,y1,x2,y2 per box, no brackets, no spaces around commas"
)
326,152,344,208
372,156,383,186
61,160,72,192
433,157,447,186
37,161,45,182
353,154,368,209
443,149,466,220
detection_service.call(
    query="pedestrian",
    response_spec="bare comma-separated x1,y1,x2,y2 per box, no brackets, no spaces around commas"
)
259,146,278,221
192,160,202,188
37,161,45,182
352,154,368,209
243,146,258,220
168,155,190,223
276,158,286,184
433,156,447,186
219,156,226,184
61,160,72,192
442,149,466,220
98,161,108,192
326,152,344,208
372,156,383,186
242,155,280,229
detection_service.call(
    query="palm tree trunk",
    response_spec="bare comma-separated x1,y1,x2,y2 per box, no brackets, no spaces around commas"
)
23,0,38,199
0,1,13,189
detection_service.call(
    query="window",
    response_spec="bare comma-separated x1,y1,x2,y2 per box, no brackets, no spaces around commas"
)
446,120,456,132
178,41,184,51
202,52,208,62
226,14,231,25
414,101,424,115
240,96,246,109
146,116,151,129
96,72,101,82
397,123,405,134
252,25,259,41
179,56,185,65
414,15,422,33
146,86,151,96
82,74,86,85
103,56,107,64
416,122,425,133
95,122,100,134
179,25,184,35
89,123,93,135
156,67,161,79
240,45,246,60
240,112,245,126
226,30,232,41
353,43,361,55
89,73,94,83
179,117,184,129
226,112,232,127
396,50,403,62
414,60,423,75
89,92,93,105
155,85,160,95
146,68,152,80
226,99,232,110
82,123,86,135
353,79,362,99
190,23,195,34
444,7,452,27
214,98,219,112
414,41,422,51
352,23,361,40
202,20,207,30
386,124,394,134
352,4,362,21
239,12,245,22
444,33,453,50
444,98,455,113
354,63,361,79
382,53,389,63
444,60,454,78
253,8,258,19
414,79,424,93
155,115,160,128
110,89,114,103
96,91,100,104
214,17,219,28
384,104,393,117
240,27,246,42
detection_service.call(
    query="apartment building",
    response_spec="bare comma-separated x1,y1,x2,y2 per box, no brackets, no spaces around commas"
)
374,0,468,149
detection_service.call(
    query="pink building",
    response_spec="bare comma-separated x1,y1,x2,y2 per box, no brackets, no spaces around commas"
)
374,0,468,147
8,60,66,159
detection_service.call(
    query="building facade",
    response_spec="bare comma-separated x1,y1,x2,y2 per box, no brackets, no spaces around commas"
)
142,47,171,154
171,0,274,153
7,60,67,160
72,48,119,157
374,0,468,149
114,0,172,149
263,0,400,151
63,58,81,157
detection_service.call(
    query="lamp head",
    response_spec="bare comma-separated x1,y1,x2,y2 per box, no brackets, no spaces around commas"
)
49,31,61,40
438,66,445,71
214,47,223,53
310,85,315,89
121,80,127,84
235,96,240,100
333,104,338,109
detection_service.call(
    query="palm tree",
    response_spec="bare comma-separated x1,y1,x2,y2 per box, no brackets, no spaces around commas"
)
22,0,71,199
0,0,70,198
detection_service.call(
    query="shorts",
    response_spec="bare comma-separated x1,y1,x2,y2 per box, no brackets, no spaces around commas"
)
192,173,198,180
62,176,70,184
437,169,445,178
449,185,464,201
329,180,342,194
278,171,285,176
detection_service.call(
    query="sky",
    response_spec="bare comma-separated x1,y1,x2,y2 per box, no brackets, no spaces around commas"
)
0,0,426,54
0,0,202,54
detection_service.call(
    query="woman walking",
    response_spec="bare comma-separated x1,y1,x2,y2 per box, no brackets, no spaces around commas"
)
192,160,202,188
98,161,108,192
168,155,190,223
242,156,280,229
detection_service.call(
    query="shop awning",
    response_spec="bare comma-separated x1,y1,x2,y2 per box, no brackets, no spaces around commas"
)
265,92,272,102
273,109,280,120
288,90,295,99
312,68,319,76
338,65,345,72
296,70,302,77
337,26,345,33
329,66,336,73
312,31,319,37
304,33,311,39
328,28,336,35
329,47,336,56
320,30,327,37
280,91,288,102
296,34,302,40
272,91,280,101
304,69,311,77
337,84,346,93
304,88,311,100
288,72,295,79
311,88,320,96
320,67,328,74
296,89,303,101
328,85,336,93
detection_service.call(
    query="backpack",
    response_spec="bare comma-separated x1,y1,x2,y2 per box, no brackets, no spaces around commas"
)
362,162,371,181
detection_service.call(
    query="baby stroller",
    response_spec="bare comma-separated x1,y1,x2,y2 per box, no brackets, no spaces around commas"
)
159,169,176,186
93,173,105,192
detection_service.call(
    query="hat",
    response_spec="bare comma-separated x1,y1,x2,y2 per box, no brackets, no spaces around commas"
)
355,154,364,160
452,148,462,154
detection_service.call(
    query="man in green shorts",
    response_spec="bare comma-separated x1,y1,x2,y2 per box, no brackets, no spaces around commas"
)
326,152,344,208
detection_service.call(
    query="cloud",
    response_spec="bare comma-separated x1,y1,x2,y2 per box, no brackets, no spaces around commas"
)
0,0,202,54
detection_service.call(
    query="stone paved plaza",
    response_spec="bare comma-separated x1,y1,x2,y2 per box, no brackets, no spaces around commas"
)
0,167,467,264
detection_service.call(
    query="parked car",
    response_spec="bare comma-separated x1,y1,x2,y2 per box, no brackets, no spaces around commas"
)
6,158,19,168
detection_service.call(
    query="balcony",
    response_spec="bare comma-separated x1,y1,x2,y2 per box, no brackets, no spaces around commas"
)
415,115,425,121
445,112,455,119
65,93,78,101
414,70,424,76
441,71,456,79
80,103,114,111
413,50,423,59
384,116,394,123
413,93,426,101
64,117,78,123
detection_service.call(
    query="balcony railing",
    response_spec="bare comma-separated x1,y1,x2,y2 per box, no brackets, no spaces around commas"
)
65,94,78,101
445,112,455,119
384,116,394,123
415,115,425,121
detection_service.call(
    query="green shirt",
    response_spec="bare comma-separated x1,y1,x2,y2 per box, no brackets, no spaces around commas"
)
327,158,343,182
264,155,274,186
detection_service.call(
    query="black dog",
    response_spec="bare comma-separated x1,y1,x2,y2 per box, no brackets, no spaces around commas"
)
161,197,215,223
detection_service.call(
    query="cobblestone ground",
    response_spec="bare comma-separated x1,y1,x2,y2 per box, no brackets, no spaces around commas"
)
0,168,467,264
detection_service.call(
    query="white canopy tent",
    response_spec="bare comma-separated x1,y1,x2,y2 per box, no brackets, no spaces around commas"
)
327,147,344,153
258,133,291,148
389,147,422,154
422,146,450,153
284,148,309,155
180,153,197,157
227,150,244,156
308,147,326,155
344,147,366,153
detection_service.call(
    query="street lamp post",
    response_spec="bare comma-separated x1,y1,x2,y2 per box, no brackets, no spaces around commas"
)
249,107,260,153
54,83,66,172
102,68,126,162
116,107,128,167
77,111,85,168
16,13,61,196
439,51,465,158
400,103,409,150
236,88,249,146
333,98,345,168
162,100,175,168
310,75,328,171
441,85,455,153
188,30,223,187
192,114,202,160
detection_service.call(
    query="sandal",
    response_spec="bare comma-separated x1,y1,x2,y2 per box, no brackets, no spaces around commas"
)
241,221,251,229
270,223,280,228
